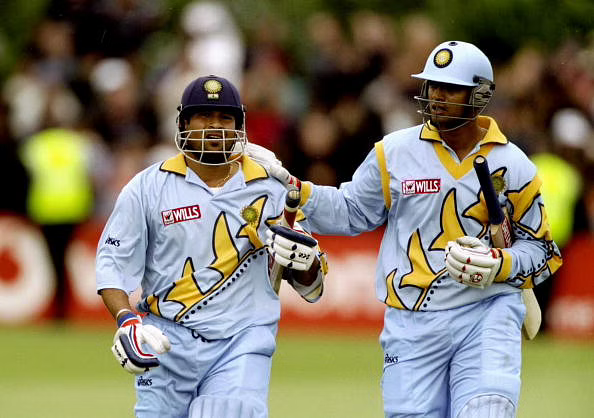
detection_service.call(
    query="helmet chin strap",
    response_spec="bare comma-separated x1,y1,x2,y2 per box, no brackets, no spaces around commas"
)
426,117,473,133
415,97,487,133
175,128,247,166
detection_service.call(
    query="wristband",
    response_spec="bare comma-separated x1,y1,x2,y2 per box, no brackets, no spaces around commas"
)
117,312,139,328
115,308,132,319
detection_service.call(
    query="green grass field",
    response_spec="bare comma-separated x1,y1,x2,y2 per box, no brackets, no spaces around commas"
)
0,325,592,417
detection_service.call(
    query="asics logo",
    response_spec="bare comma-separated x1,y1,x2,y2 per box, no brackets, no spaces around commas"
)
384,353,399,364
105,236,121,247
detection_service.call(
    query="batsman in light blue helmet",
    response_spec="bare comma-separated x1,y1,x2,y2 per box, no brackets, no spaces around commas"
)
412,40,496,132
248,40,562,418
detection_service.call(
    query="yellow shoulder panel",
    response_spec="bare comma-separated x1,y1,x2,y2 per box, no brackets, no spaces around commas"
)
375,141,392,210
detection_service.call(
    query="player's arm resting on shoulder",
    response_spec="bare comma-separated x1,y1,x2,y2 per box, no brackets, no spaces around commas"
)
445,236,511,289
265,224,328,302
244,142,302,189
100,288,171,374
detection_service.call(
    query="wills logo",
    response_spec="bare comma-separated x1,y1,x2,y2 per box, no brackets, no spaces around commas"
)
162,205,202,226
402,179,441,195
137,376,152,386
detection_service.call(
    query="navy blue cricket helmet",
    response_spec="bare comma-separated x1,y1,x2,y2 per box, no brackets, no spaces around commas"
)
177,75,245,130
175,75,247,166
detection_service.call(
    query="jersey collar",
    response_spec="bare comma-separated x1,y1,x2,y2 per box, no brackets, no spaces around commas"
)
160,153,269,183
419,116,508,145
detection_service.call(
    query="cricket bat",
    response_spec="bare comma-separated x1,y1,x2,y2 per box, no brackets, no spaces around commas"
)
473,155,541,340
270,186,301,293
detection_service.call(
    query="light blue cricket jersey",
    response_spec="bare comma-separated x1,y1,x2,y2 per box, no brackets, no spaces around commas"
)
299,116,562,311
96,154,313,339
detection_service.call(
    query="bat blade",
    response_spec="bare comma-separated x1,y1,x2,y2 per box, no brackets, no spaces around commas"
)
473,155,541,340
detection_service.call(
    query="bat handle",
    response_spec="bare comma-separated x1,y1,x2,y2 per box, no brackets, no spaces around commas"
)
271,186,302,293
282,186,301,228
473,156,504,225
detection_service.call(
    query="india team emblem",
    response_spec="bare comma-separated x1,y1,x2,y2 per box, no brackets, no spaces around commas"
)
491,174,507,195
241,205,260,226
434,48,453,68
203,79,223,99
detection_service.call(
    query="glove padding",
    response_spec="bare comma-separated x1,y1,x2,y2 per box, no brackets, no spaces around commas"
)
445,236,503,289
266,224,318,271
111,315,171,375
243,143,300,189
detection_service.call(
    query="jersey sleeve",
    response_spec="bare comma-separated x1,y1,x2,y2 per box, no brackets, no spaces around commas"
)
300,146,388,236
497,164,563,289
96,177,148,294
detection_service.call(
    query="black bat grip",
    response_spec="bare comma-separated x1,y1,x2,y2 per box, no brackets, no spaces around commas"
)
473,156,504,225
281,185,301,228
285,186,301,210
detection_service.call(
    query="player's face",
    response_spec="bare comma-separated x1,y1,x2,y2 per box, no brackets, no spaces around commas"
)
185,110,237,164
427,82,471,128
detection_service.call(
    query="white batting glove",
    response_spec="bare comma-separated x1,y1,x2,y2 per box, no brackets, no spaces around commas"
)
111,313,171,375
243,143,301,189
445,236,503,289
243,142,282,166
266,224,318,271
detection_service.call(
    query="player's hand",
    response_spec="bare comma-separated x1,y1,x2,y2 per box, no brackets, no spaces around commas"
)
111,313,171,375
266,224,318,271
243,143,301,189
445,236,502,289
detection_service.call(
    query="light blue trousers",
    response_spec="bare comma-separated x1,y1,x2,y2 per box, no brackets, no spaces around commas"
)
134,314,277,418
381,292,525,418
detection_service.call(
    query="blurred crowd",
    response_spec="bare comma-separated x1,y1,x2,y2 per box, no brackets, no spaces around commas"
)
1,0,593,323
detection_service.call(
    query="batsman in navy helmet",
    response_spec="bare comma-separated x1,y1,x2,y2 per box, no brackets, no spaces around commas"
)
97,73,327,418
175,75,247,165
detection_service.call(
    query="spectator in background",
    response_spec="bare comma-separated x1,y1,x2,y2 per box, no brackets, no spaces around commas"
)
294,108,341,185
150,0,244,145
242,14,303,155
180,0,245,86
20,127,95,319
530,108,589,330
290,11,385,186
2,18,83,140
0,100,29,216
89,58,157,148
363,12,442,138
46,0,165,59
88,57,160,217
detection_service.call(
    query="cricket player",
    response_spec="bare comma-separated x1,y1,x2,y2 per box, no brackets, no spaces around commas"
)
96,75,326,418
259,41,562,417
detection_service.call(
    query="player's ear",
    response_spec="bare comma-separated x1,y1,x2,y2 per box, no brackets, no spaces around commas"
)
176,105,188,131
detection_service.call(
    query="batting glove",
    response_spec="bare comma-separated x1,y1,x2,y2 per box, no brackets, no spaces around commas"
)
111,312,171,375
243,143,301,189
445,236,503,289
266,224,318,271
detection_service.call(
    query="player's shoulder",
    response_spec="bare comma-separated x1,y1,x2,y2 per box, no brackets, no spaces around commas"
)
382,124,424,145
118,159,170,197
242,155,287,193
491,141,537,186
374,124,425,159
497,140,535,168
